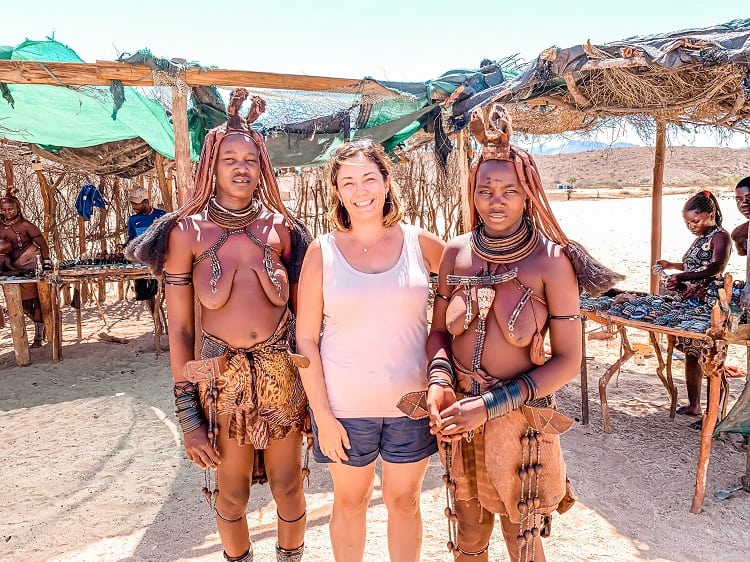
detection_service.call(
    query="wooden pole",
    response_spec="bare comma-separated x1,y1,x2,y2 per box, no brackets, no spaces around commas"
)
691,356,723,513
456,130,472,233
649,120,667,294
2,284,30,366
172,86,192,207
39,172,66,262
3,160,13,192
0,59,378,92
36,281,58,361
97,177,107,303
77,217,88,304
154,153,174,212
50,283,63,361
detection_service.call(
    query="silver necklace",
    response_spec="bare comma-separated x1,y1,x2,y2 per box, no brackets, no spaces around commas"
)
352,228,388,253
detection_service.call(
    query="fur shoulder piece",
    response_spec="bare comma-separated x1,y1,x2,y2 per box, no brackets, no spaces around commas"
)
284,218,313,284
124,212,178,276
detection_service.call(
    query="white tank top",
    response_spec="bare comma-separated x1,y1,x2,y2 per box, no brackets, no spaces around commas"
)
319,224,429,418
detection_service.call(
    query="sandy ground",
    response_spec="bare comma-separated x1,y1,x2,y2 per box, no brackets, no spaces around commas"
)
2,194,750,561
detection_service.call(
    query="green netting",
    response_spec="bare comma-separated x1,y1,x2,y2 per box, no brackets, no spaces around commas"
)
0,40,187,161
0,39,515,172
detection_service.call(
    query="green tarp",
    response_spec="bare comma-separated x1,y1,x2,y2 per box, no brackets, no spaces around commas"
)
0,40,183,161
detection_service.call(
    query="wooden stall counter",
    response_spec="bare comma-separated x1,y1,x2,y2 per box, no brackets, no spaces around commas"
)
44,263,164,356
580,303,746,514
0,276,57,366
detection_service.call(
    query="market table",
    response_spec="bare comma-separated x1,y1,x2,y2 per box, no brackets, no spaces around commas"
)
0,276,57,366
579,306,740,512
45,264,164,355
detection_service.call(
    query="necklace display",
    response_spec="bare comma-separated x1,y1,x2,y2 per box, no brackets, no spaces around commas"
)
471,216,539,264
207,196,262,229
351,228,388,253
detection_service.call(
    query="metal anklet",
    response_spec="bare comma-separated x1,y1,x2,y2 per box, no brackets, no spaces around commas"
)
277,509,306,524
455,543,489,557
224,544,253,561
276,542,304,562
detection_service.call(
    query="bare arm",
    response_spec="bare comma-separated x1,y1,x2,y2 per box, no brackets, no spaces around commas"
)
163,219,220,469
531,247,583,397
295,240,350,462
426,242,459,430
164,222,197,383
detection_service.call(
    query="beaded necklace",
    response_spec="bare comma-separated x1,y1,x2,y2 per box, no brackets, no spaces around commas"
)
206,196,262,230
471,216,539,264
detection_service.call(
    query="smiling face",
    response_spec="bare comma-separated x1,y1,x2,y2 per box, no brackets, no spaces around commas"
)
473,159,527,236
682,208,715,236
334,154,389,225
214,133,261,207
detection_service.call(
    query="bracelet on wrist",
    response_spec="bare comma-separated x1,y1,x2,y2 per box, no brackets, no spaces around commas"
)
516,373,538,402
428,356,455,384
481,379,525,420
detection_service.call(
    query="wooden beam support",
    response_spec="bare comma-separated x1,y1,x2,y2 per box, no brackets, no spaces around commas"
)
36,281,58,361
579,56,649,71
2,284,30,366
172,86,192,207
650,120,666,294
0,59,373,92
3,160,14,191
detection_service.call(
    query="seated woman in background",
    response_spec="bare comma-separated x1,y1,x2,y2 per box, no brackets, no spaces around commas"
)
0,194,52,347
656,190,730,419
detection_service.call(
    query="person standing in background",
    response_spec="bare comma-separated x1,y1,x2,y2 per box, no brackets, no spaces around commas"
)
127,187,166,315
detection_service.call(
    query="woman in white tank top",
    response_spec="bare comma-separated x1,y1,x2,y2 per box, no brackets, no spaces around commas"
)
296,140,444,562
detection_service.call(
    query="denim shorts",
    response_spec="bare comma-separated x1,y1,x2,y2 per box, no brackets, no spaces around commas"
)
310,411,437,467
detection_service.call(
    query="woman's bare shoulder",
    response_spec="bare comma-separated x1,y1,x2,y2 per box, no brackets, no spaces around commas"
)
445,232,472,250
168,215,204,245
537,237,575,273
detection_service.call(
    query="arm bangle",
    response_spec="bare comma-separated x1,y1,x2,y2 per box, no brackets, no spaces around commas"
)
516,373,538,402
481,380,524,420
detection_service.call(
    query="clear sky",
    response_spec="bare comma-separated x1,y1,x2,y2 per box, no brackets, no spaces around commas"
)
2,0,749,146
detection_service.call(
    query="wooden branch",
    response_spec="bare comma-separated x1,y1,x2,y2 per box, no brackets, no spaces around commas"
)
154,153,174,212
0,59,376,92
579,56,649,71
3,159,14,191
563,74,592,109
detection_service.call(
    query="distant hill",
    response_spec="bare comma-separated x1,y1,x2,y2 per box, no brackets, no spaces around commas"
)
530,140,638,155
534,146,750,188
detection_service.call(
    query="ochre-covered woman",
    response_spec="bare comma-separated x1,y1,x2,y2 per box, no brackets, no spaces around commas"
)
129,89,310,562
426,104,621,561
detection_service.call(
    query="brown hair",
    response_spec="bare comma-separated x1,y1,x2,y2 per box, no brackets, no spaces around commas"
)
326,139,404,231
178,89,293,223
